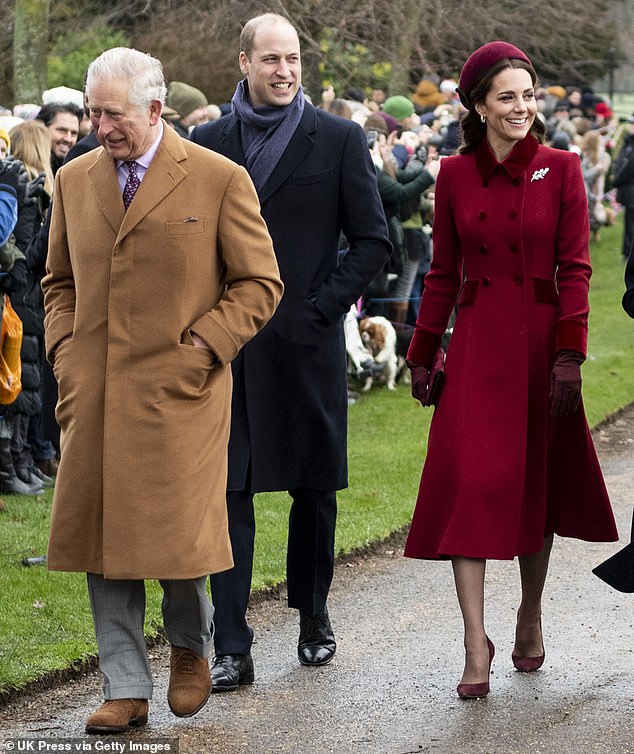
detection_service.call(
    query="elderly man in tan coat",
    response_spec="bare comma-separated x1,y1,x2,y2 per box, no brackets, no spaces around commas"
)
42,47,282,734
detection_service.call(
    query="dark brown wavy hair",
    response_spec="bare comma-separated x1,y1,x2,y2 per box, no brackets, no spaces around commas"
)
459,58,546,154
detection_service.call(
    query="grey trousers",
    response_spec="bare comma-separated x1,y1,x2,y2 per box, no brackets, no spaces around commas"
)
87,573,214,700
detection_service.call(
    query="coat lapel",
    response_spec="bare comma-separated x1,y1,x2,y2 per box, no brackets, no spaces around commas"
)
212,104,317,204
87,149,125,234
117,125,188,242
217,115,246,166
87,123,189,243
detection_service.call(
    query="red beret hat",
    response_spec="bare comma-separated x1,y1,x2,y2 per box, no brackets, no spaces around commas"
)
457,41,532,108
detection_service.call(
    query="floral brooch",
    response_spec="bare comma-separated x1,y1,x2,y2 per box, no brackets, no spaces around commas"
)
531,167,550,182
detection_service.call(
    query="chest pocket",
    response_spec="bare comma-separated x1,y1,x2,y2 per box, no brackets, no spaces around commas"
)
288,169,333,185
166,217,208,236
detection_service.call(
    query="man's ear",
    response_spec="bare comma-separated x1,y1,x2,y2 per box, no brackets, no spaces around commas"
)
239,52,249,77
149,99,162,126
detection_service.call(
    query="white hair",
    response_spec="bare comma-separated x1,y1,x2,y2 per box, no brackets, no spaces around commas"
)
86,47,167,111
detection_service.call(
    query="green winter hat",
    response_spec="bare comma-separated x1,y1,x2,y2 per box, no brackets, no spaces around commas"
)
383,95,415,123
167,81,208,119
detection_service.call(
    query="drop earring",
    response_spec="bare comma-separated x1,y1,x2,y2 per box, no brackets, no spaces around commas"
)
480,113,486,124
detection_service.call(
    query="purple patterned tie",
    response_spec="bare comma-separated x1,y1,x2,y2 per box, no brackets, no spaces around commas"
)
122,161,140,209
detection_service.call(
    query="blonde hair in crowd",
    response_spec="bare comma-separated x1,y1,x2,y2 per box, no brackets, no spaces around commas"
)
9,119,54,197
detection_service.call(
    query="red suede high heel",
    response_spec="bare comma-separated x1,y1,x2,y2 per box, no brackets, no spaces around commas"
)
512,620,545,673
457,637,495,699
512,652,545,673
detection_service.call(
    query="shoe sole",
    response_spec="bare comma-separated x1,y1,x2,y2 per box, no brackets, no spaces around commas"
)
298,653,336,667
85,716,148,734
168,688,211,718
211,674,255,693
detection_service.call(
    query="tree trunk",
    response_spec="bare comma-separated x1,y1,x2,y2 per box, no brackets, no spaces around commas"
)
13,0,49,105
388,4,424,95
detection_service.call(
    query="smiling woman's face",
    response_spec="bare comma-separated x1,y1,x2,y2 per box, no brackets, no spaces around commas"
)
477,67,537,159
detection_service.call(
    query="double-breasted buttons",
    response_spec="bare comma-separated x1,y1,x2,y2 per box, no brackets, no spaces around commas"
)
513,275,523,286
509,210,518,220
478,211,487,221
482,277,491,287
479,245,488,255
510,243,520,253
512,177,521,186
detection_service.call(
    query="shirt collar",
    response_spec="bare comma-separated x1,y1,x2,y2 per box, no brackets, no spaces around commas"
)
116,120,164,170
475,134,539,182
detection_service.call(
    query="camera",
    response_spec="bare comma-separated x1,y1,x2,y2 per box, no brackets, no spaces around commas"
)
366,130,378,149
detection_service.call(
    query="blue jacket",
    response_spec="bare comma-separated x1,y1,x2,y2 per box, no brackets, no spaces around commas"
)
0,186,17,247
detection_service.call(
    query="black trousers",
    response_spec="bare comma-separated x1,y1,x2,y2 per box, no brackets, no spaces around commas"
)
623,205,634,260
209,487,337,655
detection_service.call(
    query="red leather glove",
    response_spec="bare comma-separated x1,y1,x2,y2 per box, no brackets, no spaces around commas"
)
408,348,445,407
550,350,584,417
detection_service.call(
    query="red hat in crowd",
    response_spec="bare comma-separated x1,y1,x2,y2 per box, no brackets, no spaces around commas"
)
595,101,613,119
457,41,532,109
376,110,401,135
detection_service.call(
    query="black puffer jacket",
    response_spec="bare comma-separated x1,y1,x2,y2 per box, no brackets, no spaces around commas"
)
8,167,49,417
614,134,634,208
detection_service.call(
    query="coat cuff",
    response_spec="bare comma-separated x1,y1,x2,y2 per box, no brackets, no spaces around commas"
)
556,319,587,355
406,328,442,369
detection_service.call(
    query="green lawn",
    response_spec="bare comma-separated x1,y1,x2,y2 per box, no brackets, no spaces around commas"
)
0,219,632,697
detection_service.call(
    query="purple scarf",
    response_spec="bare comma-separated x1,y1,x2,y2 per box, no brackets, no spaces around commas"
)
231,79,305,196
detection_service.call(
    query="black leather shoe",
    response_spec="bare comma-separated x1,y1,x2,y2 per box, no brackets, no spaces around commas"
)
210,653,254,692
298,609,336,666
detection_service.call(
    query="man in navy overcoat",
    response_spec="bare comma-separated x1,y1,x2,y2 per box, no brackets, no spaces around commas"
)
191,12,390,689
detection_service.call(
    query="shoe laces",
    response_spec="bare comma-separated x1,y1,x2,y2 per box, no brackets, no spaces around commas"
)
213,654,235,669
172,647,195,675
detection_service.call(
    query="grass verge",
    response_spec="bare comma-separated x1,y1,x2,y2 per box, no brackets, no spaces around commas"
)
0,220,632,698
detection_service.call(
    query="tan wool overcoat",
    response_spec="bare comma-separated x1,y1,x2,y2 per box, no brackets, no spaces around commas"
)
43,123,283,580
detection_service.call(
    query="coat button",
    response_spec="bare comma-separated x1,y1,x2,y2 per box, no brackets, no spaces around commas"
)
514,275,523,285
510,243,520,253
479,211,487,221
482,277,491,286
512,177,521,186
479,245,488,254
509,210,518,219
483,180,489,188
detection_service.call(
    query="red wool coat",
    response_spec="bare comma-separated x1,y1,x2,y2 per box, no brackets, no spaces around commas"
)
405,136,617,560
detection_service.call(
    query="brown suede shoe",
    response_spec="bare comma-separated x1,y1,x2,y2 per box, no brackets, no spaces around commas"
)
36,457,58,477
85,698,148,734
167,645,211,717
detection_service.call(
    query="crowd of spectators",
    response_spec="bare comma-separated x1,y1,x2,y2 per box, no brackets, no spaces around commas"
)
315,80,632,320
0,71,632,454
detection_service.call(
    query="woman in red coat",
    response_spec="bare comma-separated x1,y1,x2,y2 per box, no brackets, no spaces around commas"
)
404,42,618,699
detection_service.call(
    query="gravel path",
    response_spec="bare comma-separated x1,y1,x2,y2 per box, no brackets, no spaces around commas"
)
1,405,633,754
